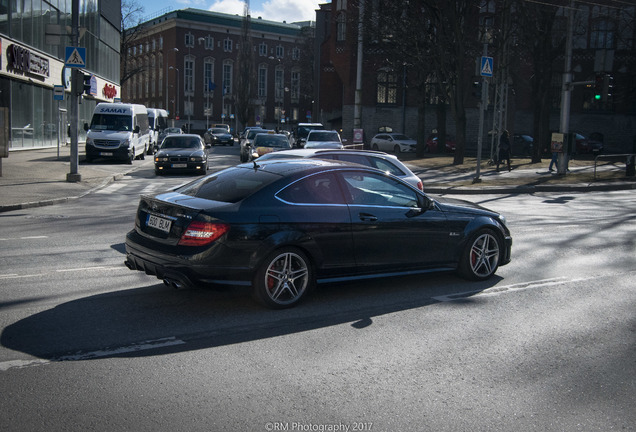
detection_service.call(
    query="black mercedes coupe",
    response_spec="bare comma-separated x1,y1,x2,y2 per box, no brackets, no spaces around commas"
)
126,159,512,308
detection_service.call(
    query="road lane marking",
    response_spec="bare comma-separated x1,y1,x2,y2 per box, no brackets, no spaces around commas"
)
0,266,125,280
0,337,186,372
433,276,597,302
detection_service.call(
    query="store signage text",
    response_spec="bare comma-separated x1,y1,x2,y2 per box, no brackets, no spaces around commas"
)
6,44,50,78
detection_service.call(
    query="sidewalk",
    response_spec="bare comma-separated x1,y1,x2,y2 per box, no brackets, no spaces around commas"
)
0,145,144,212
0,146,634,213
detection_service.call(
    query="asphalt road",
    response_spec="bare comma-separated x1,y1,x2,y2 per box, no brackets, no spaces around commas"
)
1,146,634,431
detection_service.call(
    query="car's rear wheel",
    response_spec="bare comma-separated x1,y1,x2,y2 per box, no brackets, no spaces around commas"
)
458,229,501,280
253,247,313,309
371,143,379,151
394,144,401,153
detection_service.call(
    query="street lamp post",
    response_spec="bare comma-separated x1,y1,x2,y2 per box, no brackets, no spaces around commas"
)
166,48,178,112
169,66,180,125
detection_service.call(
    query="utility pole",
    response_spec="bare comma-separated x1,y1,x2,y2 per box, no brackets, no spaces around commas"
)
558,0,575,175
67,0,81,182
353,1,364,132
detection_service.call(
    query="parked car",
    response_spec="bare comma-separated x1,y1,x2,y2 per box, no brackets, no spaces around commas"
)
512,134,534,156
154,134,209,175
257,148,423,190
574,132,604,154
304,130,344,149
370,133,417,153
157,127,183,146
293,123,324,147
425,134,456,153
249,133,292,160
204,127,234,146
239,128,272,162
125,159,512,308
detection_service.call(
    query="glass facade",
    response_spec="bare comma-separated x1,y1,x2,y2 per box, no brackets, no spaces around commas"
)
0,0,121,150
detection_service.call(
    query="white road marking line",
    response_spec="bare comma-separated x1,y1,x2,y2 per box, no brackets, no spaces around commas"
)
0,337,186,372
0,266,125,280
0,236,49,241
432,276,597,302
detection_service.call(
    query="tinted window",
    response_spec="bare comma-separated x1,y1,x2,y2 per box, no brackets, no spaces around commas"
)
161,137,201,149
341,171,418,208
369,158,406,176
178,167,280,203
277,172,345,204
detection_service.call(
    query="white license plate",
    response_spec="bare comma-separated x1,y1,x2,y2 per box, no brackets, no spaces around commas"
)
171,163,187,168
99,152,113,156
146,214,172,233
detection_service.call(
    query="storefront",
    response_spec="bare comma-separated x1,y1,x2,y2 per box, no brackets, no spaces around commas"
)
0,36,120,150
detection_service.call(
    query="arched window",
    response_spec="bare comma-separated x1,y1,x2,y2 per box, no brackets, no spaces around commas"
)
337,13,346,41
590,18,615,49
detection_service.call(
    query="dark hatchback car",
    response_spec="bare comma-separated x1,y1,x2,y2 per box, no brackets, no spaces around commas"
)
125,159,512,308
204,127,234,146
154,134,209,175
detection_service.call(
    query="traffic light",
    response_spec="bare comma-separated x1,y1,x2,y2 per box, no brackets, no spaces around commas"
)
472,81,482,99
594,73,604,100
83,74,92,95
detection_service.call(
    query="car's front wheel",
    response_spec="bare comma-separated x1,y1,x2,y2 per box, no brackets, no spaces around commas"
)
253,247,313,309
457,229,501,280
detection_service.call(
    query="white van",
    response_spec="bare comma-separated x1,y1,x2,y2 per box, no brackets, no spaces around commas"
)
147,108,169,153
84,103,150,164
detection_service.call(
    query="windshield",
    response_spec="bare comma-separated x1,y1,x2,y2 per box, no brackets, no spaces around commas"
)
297,125,323,139
161,137,201,149
254,136,291,148
308,132,339,142
177,167,281,203
90,114,132,131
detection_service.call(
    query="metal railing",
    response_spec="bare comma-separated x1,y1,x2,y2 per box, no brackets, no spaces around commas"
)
594,153,635,179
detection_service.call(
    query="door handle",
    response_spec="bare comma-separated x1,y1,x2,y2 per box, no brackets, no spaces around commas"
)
359,213,378,222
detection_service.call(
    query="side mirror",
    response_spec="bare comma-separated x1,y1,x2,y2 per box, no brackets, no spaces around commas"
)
83,123,89,132
134,125,140,134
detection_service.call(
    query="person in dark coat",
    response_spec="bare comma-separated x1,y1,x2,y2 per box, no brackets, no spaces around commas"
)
497,130,511,172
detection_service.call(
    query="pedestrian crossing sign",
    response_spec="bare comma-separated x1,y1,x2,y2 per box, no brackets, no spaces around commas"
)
480,56,493,77
65,46,86,68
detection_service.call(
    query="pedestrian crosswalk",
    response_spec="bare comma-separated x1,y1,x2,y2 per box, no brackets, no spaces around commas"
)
93,178,184,196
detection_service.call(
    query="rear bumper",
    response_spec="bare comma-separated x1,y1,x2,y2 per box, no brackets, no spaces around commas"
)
124,230,252,287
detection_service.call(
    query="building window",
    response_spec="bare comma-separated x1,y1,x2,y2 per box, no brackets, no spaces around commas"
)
337,13,346,41
185,55,194,94
275,67,284,100
223,61,233,95
204,58,215,93
377,70,398,104
185,33,194,47
337,0,347,10
224,38,233,52
204,35,214,50
258,65,268,98
291,70,300,102
590,18,615,49
276,45,284,58
292,47,300,60
259,42,268,56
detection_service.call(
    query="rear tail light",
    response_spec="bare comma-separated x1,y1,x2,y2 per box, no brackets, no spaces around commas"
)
178,221,229,246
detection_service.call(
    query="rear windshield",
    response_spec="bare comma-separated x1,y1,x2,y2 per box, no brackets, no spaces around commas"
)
177,167,281,203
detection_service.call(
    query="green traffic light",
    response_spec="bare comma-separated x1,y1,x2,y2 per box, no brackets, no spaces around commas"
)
595,94,601,100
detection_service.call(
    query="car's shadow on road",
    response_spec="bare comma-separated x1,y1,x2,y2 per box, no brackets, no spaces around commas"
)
1,272,501,362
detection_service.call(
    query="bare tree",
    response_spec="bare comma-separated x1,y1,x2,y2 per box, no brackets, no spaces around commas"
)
514,0,568,163
235,4,256,129
120,0,147,87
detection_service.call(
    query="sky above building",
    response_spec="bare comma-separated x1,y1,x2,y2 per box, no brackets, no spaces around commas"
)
139,0,323,24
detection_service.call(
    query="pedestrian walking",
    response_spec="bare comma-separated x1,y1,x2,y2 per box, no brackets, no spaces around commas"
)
497,130,511,172
549,151,558,171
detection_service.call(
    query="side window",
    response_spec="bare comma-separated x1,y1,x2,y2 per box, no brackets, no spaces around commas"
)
369,158,406,177
341,171,418,208
277,172,345,205
336,154,373,168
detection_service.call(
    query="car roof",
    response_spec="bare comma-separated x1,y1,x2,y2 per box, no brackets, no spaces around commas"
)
166,133,201,139
257,148,400,160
